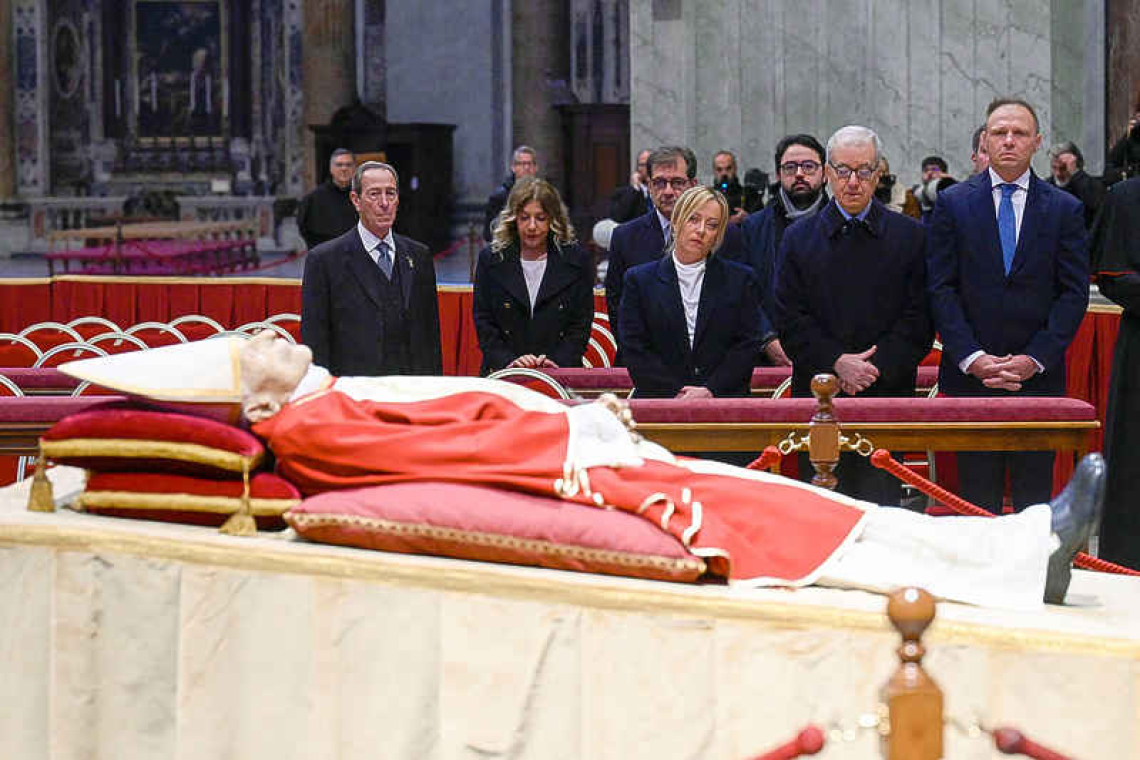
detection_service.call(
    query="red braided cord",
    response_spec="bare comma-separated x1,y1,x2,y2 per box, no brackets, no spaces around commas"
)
993,727,1074,759
746,726,825,759
747,446,783,472
870,450,1140,576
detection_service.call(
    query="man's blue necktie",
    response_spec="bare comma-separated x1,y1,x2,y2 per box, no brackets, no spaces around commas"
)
998,183,1018,275
376,240,393,279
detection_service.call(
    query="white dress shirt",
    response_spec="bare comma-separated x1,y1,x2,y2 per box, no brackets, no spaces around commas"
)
656,209,672,248
960,167,1041,375
357,222,397,268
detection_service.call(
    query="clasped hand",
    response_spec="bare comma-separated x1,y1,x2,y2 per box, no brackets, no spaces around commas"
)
833,346,879,396
969,353,1037,391
508,354,558,369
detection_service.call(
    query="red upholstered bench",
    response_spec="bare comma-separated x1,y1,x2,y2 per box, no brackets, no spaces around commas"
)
0,396,129,457
623,396,1098,460
0,368,82,395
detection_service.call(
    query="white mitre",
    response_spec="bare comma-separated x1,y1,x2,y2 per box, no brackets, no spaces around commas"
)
58,337,246,422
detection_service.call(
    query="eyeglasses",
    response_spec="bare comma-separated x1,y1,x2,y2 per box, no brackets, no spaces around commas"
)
829,163,877,182
649,177,692,192
779,160,821,176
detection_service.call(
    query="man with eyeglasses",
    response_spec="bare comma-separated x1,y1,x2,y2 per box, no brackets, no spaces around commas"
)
927,97,1088,514
604,146,749,360
735,135,830,367
773,126,933,506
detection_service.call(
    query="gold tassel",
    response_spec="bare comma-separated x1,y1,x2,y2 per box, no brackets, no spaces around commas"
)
219,459,257,536
27,449,55,512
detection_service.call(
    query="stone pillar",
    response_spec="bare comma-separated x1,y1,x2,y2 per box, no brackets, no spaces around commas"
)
357,0,386,115
302,0,356,189
511,0,570,192
0,0,14,199
1107,0,1140,154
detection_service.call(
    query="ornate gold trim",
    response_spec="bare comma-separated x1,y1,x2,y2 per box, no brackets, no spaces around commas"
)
286,511,707,574
41,438,261,473
78,490,297,516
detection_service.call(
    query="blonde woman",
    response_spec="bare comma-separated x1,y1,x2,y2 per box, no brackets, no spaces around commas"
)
619,185,764,398
473,178,595,374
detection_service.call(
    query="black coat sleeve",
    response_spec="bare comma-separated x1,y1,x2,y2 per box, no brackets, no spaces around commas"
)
471,251,518,372
546,247,596,369
620,271,684,397
300,247,332,369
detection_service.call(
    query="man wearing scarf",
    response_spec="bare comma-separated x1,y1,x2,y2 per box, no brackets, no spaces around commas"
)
1090,177,1140,569
735,135,830,366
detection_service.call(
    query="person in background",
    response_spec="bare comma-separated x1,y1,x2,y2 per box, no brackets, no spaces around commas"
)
971,125,990,175
712,150,748,225
1104,85,1140,185
296,149,358,249
620,185,766,399
483,146,540,240
1047,141,1105,229
874,156,906,212
473,178,594,375
736,134,830,367
609,149,653,223
912,155,949,223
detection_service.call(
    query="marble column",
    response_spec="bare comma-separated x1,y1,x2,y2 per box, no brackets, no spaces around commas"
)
511,0,570,192
301,0,356,189
631,0,1102,188
1107,0,1140,153
0,0,14,199
357,0,385,115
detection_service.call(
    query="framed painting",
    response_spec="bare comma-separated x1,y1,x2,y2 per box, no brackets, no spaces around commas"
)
131,0,229,143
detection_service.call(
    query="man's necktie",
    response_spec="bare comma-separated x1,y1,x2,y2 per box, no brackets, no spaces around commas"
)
663,223,672,249
376,240,393,279
998,183,1018,274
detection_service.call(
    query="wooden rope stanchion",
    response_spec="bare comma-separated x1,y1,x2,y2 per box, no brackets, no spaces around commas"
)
882,587,943,760
808,374,840,490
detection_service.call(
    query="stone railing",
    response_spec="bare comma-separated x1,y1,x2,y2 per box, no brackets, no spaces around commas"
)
26,197,128,250
176,196,278,250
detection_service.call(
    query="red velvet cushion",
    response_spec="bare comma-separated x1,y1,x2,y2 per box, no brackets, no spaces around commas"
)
41,405,264,477
79,471,299,530
286,481,707,582
0,395,127,423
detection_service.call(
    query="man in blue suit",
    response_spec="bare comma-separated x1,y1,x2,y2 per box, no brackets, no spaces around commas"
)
605,146,756,362
927,98,1090,512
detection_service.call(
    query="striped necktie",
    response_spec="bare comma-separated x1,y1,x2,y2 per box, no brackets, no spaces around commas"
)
376,240,393,279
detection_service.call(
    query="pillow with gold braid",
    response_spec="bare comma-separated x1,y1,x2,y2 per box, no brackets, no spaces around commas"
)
41,404,264,479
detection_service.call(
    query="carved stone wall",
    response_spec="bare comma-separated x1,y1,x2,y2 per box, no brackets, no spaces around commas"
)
0,0,15,198
14,0,48,195
511,0,571,193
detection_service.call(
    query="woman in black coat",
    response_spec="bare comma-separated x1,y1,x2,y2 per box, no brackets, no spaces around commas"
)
619,185,764,398
473,178,595,375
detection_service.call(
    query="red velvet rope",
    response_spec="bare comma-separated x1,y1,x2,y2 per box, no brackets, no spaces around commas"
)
869,449,1140,576
747,446,783,472
746,726,825,759
993,727,1075,759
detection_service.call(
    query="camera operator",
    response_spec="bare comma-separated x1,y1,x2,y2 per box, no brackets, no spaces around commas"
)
741,168,768,214
1047,141,1104,229
1104,87,1140,186
910,155,948,223
712,150,748,224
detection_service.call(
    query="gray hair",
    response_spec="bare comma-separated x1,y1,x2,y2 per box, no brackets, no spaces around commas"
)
826,126,882,166
351,161,399,194
329,148,354,166
512,145,537,164
1048,140,1084,168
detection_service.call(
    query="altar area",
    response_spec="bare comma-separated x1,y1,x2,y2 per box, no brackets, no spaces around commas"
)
2,467,1137,760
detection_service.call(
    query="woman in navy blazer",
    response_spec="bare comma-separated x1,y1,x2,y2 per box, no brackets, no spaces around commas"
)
620,186,765,398
473,178,595,375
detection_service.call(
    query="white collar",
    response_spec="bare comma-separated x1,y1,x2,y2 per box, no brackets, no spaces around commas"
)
988,166,1031,191
655,209,671,233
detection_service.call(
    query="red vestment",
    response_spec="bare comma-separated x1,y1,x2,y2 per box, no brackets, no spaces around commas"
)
254,387,867,585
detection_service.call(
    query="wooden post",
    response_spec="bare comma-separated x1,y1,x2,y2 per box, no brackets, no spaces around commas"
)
881,587,943,760
808,373,840,490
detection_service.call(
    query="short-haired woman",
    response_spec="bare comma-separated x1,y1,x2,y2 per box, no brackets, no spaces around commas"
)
473,178,595,375
620,185,765,398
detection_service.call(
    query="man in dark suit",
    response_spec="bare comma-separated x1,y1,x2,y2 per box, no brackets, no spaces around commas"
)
927,98,1089,512
604,145,750,360
608,148,652,223
1046,141,1105,229
773,126,933,506
737,134,829,367
301,161,442,377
